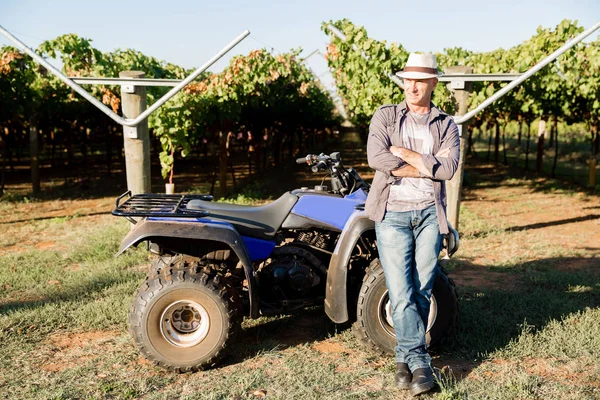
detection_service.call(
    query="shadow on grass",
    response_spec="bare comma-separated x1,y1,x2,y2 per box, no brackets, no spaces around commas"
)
0,211,110,225
463,213,600,237
222,306,336,367
434,256,600,378
219,256,599,376
0,271,136,315
507,214,600,232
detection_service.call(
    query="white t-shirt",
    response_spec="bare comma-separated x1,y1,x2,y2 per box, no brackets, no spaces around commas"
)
387,111,436,212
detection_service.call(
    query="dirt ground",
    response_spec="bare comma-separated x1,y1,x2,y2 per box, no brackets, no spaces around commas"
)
456,162,599,273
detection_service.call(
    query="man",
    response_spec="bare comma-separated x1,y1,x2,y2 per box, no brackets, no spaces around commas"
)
365,53,460,396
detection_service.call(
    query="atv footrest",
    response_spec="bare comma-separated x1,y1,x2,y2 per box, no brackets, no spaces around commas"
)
112,191,213,219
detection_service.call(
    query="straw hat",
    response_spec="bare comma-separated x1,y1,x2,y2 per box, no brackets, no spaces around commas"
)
396,53,443,79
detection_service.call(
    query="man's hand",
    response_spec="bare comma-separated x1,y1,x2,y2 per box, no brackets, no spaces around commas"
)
389,146,430,177
391,165,421,178
392,146,451,158
390,146,420,160
389,146,451,178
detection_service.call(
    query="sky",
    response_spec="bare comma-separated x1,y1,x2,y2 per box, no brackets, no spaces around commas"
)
1,0,599,92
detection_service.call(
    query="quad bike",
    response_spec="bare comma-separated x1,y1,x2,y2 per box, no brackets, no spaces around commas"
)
112,152,459,371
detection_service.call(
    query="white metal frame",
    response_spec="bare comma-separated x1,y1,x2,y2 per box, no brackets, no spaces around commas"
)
327,21,600,124
0,25,250,127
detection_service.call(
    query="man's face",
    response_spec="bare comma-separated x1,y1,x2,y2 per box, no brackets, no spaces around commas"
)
403,77,438,108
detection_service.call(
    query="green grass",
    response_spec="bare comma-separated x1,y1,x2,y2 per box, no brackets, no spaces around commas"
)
500,307,600,360
441,307,600,399
0,220,146,339
443,267,600,358
192,179,272,206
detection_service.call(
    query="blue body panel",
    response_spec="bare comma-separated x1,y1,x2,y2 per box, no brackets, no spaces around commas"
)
146,217,275,261
290,189,367,231
242,236,276,261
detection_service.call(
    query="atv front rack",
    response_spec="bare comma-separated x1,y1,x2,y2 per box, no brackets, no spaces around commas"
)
112,191,213,224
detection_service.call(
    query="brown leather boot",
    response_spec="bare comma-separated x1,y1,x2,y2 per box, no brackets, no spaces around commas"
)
395,362,412,389
410,367,435,396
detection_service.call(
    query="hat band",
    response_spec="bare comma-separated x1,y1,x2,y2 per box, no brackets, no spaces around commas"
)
402,66,438,75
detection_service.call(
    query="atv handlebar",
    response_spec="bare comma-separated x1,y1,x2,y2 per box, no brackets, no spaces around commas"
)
296,152,370,195
298,153,332,171
311,160,328,173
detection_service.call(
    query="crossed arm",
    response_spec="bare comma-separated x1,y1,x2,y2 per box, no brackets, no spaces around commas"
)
390,146,451,178
367,107,460,180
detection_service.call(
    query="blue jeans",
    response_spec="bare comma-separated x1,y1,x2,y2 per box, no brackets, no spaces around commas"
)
375,206,442,371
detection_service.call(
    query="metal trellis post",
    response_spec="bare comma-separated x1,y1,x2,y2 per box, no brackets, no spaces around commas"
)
444,66,473,232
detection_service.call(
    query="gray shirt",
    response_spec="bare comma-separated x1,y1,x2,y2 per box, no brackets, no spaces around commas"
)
365,101,460,234
387,111,436,212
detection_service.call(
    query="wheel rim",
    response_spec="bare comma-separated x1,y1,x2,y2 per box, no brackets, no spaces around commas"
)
160,300,210,347
378,291,438,337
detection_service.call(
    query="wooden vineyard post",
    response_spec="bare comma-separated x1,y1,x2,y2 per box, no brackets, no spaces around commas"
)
219,131,228,196
590,158,597,187
119,71,151,195
30,125,40,195
536,118,547,174
591,125,598,187
445,66,473,232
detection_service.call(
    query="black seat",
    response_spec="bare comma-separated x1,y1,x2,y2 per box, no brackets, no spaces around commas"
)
187,192,299,239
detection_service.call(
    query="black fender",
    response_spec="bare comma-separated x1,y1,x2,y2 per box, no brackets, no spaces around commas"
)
116,219,259,319
324,210,374,323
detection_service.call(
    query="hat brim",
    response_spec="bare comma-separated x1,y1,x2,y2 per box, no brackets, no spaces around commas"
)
395,71,443,79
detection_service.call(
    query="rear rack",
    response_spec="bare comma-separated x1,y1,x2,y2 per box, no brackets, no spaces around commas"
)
112,191,213,223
